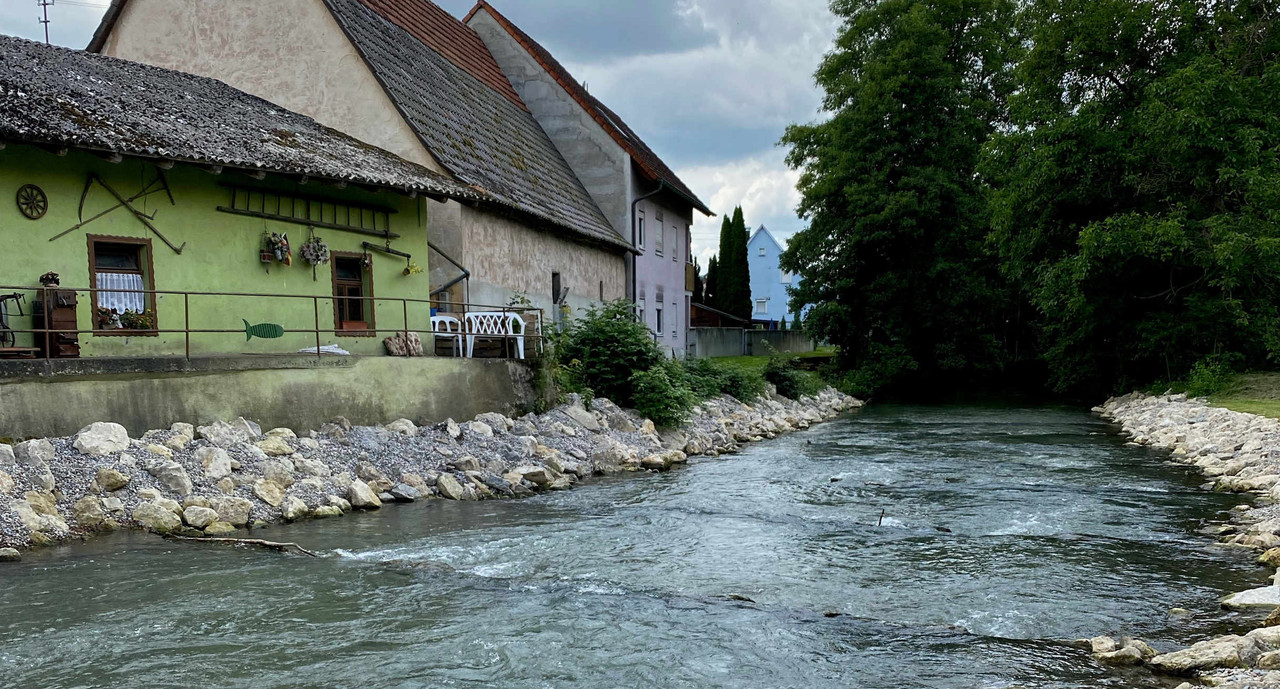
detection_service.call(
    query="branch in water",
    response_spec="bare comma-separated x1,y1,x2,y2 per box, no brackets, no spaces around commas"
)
164,534,320,557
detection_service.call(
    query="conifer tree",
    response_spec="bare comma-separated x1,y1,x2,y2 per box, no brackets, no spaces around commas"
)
704,256,719,308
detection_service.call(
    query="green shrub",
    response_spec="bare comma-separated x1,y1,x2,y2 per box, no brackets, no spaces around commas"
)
764,356,804,399
1183,354,1242,398
631,364,696,427
554,301,664,407
681,358,766,402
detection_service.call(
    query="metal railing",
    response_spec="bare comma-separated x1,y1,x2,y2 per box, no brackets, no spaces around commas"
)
0,284,544,362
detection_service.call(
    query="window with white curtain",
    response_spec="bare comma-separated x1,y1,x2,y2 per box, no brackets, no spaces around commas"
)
90,239,151,327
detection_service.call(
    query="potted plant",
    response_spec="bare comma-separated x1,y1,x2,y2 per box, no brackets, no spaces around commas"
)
96,307,120,330
119,309,155,330
39,271,60,287
402,261,423,276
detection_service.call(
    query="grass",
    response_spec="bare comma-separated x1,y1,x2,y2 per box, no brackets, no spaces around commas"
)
1209,372,1280,419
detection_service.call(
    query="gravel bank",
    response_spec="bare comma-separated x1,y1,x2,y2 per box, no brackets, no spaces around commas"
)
0,387,861,559
1092,393,1280,686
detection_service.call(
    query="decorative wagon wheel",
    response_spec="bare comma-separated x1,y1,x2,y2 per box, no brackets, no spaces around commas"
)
17,184,47,220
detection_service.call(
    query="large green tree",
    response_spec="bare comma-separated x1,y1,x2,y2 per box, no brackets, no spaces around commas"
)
780,0,1018,394
986,0,1280,392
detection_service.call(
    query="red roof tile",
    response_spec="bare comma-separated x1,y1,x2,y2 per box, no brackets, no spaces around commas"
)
358,0,526,109
467,0,712,215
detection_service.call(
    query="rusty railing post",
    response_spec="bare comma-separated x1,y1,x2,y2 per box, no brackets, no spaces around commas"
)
313,296,321,360
184,292,190,361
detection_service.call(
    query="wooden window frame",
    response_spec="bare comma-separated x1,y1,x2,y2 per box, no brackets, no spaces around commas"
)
87,234,157,337
330,251,375,337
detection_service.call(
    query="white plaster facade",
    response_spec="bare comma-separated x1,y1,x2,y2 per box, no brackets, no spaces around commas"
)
98,0,626,322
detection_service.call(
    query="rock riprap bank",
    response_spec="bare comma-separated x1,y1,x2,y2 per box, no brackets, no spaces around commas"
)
1095,393,1280,687
0,388,861,557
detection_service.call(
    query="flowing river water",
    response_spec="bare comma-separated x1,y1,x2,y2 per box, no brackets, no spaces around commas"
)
0,404,1268,688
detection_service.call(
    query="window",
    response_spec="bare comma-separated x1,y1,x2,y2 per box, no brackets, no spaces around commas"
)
599,280,604,301
759,247,766,257
552,271,562,305
89,236,154,332
655,288,664,335
637,210,645,250
332,253,373,335
672,224,679,262
755,299,768,315
781,270,793,284
637,298,646,326
655,211,664,255
686,225,693,264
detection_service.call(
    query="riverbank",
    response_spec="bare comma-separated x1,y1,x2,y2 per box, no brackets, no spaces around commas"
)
1096,392,1280,687
0,387,862,558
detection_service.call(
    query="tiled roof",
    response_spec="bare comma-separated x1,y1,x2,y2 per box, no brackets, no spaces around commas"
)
357,0,524,108
322,0,629,251
466,1,713,216
0,34,482,200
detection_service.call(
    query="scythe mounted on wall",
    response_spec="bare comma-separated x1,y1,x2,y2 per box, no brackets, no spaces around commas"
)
49,171,186,254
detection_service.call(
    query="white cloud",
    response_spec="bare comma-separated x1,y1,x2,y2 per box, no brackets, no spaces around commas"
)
677,148,803,266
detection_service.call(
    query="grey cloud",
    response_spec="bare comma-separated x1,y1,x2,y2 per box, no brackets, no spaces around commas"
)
434,0,716,60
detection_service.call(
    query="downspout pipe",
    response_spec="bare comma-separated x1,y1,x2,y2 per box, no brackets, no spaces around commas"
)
629,180,667,303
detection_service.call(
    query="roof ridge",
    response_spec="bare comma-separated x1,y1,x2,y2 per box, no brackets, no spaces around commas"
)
356,0,527,110
469,2,712,216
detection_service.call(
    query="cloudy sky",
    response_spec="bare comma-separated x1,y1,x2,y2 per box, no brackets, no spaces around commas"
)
0,0,838,265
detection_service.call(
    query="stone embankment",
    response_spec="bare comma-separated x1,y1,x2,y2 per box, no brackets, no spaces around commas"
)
1093,392,1280,687
0,388,861,560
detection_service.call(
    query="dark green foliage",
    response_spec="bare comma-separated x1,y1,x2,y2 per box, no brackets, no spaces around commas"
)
710,207,753,320
681,358,768,402
704,256,719,308
1182,354,1243,398
986,0,1280,393
631,364,697,427
780,0,1018,396
765,356,827,400
555,300,664,407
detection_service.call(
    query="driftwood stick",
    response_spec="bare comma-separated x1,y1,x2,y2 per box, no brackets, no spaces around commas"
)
163,534,320,557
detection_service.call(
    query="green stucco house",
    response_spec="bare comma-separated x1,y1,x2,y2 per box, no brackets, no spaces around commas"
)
0,36,538,437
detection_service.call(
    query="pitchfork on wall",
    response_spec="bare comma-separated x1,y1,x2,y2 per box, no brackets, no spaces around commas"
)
49,170,186,254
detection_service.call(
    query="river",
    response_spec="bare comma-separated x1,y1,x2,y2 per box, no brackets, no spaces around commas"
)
0,404,1265,688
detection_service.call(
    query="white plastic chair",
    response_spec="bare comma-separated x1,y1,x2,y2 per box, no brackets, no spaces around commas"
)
430,315,464,357
465,311,526,359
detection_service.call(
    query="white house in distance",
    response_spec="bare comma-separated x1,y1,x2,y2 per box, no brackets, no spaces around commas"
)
747,225,803,328
465,1,713,356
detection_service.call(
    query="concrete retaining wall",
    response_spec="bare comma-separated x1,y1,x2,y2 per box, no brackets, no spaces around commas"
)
746,331,815,356
688,328,815,358
0,356,542,439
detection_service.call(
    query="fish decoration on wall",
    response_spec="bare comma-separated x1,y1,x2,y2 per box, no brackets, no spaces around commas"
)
243,319,285,341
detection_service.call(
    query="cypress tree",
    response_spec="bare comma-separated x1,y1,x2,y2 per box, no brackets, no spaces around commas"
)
714,215,734,313
729,207,751,320
704,256,719,308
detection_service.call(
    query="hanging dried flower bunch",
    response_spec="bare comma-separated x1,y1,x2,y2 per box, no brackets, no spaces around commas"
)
299,235,330,266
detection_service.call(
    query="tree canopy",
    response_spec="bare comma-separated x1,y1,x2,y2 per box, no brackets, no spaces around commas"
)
782,0,1280,396
780,0,1017,395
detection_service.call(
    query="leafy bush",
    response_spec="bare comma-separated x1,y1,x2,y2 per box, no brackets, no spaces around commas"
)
764,356,826,400
555,301,664,407
681,358,766,402
631,364,696,427
1183,354,1242,398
